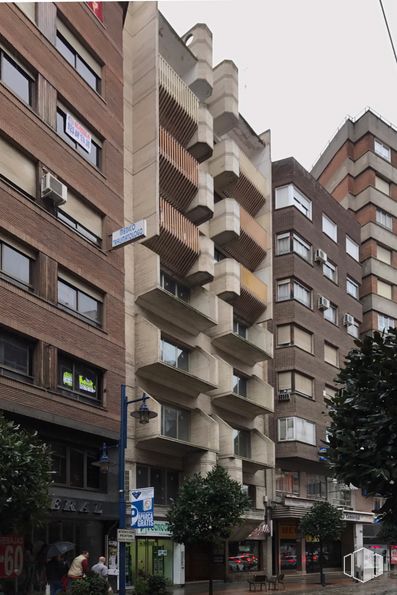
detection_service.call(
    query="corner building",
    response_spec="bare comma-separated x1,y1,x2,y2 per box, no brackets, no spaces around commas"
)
123,2,274,585
0,0,125,569
271,158,374,574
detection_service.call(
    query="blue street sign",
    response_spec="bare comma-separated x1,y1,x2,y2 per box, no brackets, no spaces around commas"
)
319,447,328,453
130,487,154,528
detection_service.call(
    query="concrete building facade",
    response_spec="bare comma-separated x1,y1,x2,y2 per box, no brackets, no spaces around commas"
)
123,2,274,585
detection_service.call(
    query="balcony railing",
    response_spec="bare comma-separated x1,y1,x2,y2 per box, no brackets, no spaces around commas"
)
232,150,267,217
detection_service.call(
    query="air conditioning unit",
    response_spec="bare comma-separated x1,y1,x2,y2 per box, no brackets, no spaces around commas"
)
315,248,327,263
318,296,330,310
278,389,291,402
343,313,355,326
41,173,67,206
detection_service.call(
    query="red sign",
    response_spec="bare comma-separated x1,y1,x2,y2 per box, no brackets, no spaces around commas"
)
0,536,24,579
87,2,103,23
391,545,397,565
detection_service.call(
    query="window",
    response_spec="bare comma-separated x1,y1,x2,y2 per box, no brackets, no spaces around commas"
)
376,209,393,230
378,314,395,332
233,428,251,458
377,245,392,265
346,276,359,299
0,50,33,105
323,260,337,283
232,371,248,397
276,278,311,307
276,470,299,495
160,271,190,302
0,239,32,288
56,107,101,168
58,189,102,246
375,176,390,195
276,232,311,262
58,277,102,325
307,474,327,499
324,386,337,400
347,318,359,338
278,370,313,399
374,138,391,162
0,135,36,196
275,184,312,219
278,417,316,445
160,338,189,370
50,442,101,490
233,318,248,339
58,354,101,402
324,343,339,367
137,464,179,505
322,214,337,242
324,303,337,325
241,484,257,508
56,21,101,92
276,324,312,352
346,236,359,261
377,279,392,300
0,328,32,381
161,404,190,442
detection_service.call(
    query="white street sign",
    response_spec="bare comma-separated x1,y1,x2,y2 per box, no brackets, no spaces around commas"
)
117,529,136,542
111,220,147,249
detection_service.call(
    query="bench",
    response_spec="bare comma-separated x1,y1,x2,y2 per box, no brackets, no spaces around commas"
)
248,574,268,592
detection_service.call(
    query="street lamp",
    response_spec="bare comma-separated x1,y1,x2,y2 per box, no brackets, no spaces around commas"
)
94,385,157,595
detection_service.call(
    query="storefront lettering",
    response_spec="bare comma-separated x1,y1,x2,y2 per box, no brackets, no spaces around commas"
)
50,498,103,515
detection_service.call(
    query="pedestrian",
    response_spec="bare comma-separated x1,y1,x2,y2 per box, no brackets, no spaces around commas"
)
91,556,108,578
67,550,89,586
46,555,68,595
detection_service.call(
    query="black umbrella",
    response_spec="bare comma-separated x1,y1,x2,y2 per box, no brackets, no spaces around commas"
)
47,541,75,559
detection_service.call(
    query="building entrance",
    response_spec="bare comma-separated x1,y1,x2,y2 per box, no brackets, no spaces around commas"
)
129,538,173,582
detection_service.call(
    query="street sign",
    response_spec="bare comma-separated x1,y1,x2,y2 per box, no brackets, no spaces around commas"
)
318,447,328,453
111,220,147,249
130,487,154,528
117,529,136,543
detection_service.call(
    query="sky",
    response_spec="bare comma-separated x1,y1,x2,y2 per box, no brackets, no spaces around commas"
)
159,0,397,170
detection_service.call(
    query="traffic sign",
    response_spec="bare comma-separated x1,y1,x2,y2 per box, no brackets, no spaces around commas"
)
117,529,136,542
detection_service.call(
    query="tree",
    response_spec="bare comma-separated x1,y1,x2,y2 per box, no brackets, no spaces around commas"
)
0,416,52,534
300,502,344,587
326,329,397,524
166,465,250,595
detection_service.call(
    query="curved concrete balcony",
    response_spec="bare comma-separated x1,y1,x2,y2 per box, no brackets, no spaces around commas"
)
209,198,240,246
135,317,218,396
185,169,214,226
208,60,239,136
233,150,267,217
187,105,213,163
232,265,268,324
135,398,219,456
209,299,272,364
186,235,214,287
209,258,240,302
209,139,240,192
135,245,218,334
211,360,274,418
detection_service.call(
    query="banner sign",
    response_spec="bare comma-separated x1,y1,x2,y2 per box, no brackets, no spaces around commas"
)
391,546,397,565
0,536,24,579
66,114,92,153
87,2,103,22
130,487,154,528
111,220,147,249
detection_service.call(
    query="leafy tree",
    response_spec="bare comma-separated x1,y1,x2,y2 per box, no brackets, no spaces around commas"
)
166,465,250,595
300,502,344,587
326,330,397,524
0,416,52,534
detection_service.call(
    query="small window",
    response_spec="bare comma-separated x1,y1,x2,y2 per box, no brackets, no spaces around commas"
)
377,279,392,300
0,328,33,381
160,271,190,302
346,236,359,261
346,276,359,299
0,241,32,288
0,51,33,105
277,325,291,347
58,277,102,325
161,404,190,442
0,135,36,197
324,342,338,367
233,319,248,339
232,371,248,397
233,428,251,458
375,176,390,195
377,245,392,265
55,22,101,92
293,326,313,353
160,338,189,370
323,260,337,283
376,209,393,231
276,278,311,307
378,314,395,332
294,372,313,398
324,385,337,400
56,107,101,168
347,319,359,338
58,354,101,402
324,303,337,325
278,417,316,445
276,231,311,261
322,214,337,242
275,184,312,220
374,139,391,162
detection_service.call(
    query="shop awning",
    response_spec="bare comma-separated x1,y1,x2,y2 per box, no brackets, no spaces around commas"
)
247,522,271,540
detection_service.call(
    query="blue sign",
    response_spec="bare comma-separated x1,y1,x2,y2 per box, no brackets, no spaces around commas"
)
130,487,154,528
318,447,328,454
112,220,147,249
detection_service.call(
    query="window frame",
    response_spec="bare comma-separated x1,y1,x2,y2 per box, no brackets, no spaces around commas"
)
50,441,102,491
323,259,337,283
322,214,337,242
0,49,33,106
160,271,190,303
323,302,338,325
346,235,359,261
136,464,179,506
346,276,359,299
160,338,189,371
278,416,316,445
277,370,314,399
275,469,300,496
233,318,248,339
275,184,312,220
57,277,102,326
276,324,313,353
161,404,190,442
347,319,359,338
376,208,393,231
378,313,395,332
56,107,102,169
0,328,33,382
374,138,391,162
324,342,339,367
232,370,248,397
57,353,102,403
276,278,312,308
0,240,33,290
233,427,251,458
55,30,101,93
276,231,312,262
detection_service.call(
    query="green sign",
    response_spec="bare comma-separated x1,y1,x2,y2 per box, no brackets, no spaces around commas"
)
79,375,96,393
136,521,171,536
63,371,73,387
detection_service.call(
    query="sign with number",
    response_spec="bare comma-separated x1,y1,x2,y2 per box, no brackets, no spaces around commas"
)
130,487,154,528
66,113,92,153
0,536,24,579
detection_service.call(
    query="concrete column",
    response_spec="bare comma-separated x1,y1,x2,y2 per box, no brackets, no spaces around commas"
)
354,523,364,549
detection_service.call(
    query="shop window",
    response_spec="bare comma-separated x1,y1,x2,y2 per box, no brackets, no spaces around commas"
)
58,353,101,402
161,404,190,442
136,464,179,505
56,20,101,92
232,371,248,397
160,338,189,370
56,106,102,168
228,541,259,573
160,271,190,302
0,328,33,381
58,274,102,326
0,49,33,105
233,428,251,458
276,470,299,495
50,442,101,490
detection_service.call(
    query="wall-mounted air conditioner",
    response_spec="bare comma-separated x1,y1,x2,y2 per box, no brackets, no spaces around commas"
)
318,296,330,310
343,313,355,326
315,248,327,263
41,173,67,206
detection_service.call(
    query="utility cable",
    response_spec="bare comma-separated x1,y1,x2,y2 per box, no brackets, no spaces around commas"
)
379,0,397,66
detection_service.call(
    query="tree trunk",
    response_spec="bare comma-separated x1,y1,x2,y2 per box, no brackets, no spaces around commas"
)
209,542,214,595
319,540,326,587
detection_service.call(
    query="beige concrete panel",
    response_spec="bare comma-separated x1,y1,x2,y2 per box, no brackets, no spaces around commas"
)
185,168,214,225
186,235,214,286
209,139,240,191
183,24,213,101
208,258,241,300
361,222,397,251
362,257,396,285
208,60,238,135
361,294,397,318
188,104,214,162
209,198,240,245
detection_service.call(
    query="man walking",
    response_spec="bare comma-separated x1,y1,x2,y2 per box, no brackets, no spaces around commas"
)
91,556,108,578
67,550,89,585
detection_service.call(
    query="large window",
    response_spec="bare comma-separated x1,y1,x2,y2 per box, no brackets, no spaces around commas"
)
277,278,311,307
376,208,393,231
346,236,359,261
275,184,312,220
160,271,190,302
346,276,359,299
161,404,190,441
56,107,101,168
322,214,337,242
378,314,395,332
0,240,32,288
232,371,248,397
323,260,337,283
278,417,316,445
324,343,338,367
0,49,33,105
324,303,337,325
56,21,101,92
277,324,313,353
0,328,32,381
307,474,327,499
58,354,101,402
58,276,102,326
276,231,311,262
278,370,313,399
276,470,299,495
233,428,251,458
51,442,101,490
136,464,179,505
374,138,391,162
160,338,189,370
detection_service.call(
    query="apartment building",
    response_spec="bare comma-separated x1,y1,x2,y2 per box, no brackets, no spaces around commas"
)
123,3,274,585
271,158,375,574
0,0,125,573
311,108,397,558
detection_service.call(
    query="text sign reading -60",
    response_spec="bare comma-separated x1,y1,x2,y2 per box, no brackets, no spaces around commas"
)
0,536,24,579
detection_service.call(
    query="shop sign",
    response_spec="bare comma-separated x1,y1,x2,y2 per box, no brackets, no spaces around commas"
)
79,375,96,393
50,497,103,515
130,487,154,528
117,529,135,543
87,1,103,22
391,546,397,565
66,114,92,153
0,536,24,579
135,521,171,537
342,511,374,523
111,220,147,249
279,524,298,539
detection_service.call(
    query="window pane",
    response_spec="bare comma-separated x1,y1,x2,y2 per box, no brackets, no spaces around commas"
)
151,468,166,505
324,305,337,324
323,261,336,282
78,291,100,323
293,234,311,260
177,283,190,302
76,56,98,91
277,233,290,255
377,280,392,300
177,347,188,370
374,139,391,162
136,465,149,488
234,319,248,338
161,272,176,295
293,281,310,306
378,314,395,332
295,373,313,397
277,280,290,301
277,325,291,346
376,209,393,230
346,236,359,261
59,358,74,390
57,110,76,148
166,470,179,503
276,470,299,495
58,280,77,310
278,371,291,391
161,340,176,366
86,452,100,489
51,443,67,484
2,244,30,284
76,364,98,397
322,215,337,242
324,343,338,367
56,33,75,67
70,449,84,487
294,327,312,352
1,334,30,374
346,277,359,298
162,406,177,438
233,373,247,397
177,408,190,441
375,176,390,195
2,54,31,104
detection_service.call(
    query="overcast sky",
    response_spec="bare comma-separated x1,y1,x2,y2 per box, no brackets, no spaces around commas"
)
159,0,397,170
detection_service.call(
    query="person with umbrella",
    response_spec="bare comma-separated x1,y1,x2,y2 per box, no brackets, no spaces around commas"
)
46,556,68,595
